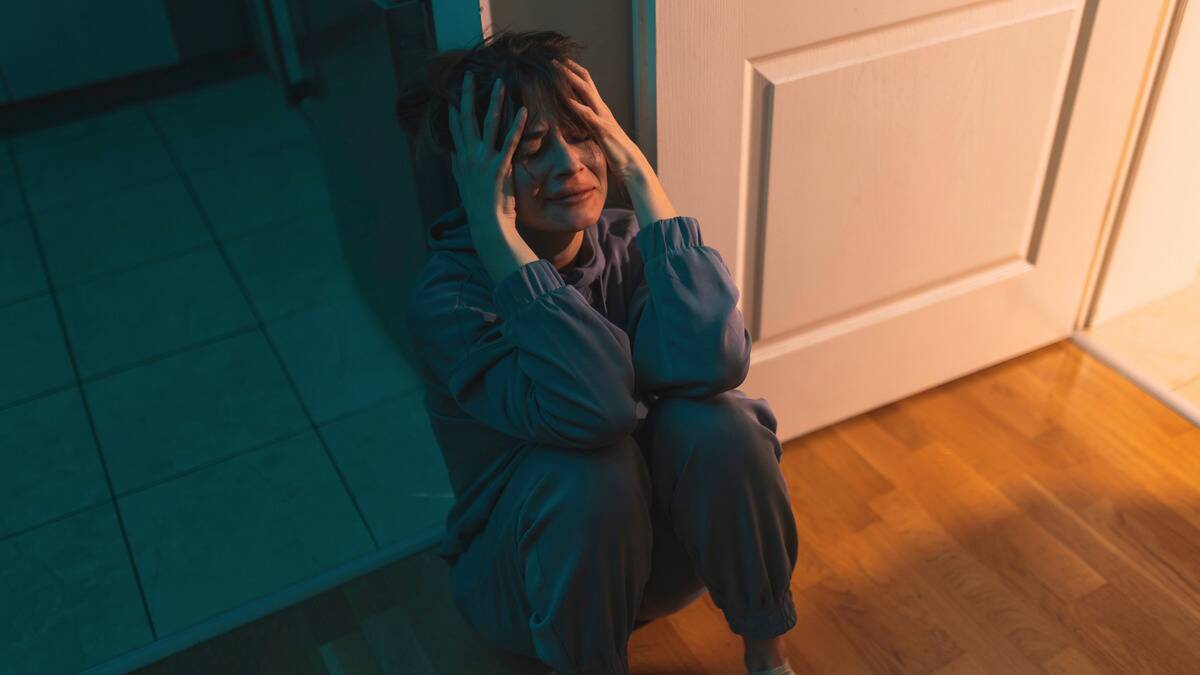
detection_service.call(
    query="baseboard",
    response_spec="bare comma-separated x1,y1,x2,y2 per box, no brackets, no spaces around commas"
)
1070,330,1200,429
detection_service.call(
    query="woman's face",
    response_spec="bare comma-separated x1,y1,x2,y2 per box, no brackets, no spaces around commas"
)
511,107,608,234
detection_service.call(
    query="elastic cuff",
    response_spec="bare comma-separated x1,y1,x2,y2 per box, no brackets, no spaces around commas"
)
723,588,798,640
492,258,566,318
633,215,703,261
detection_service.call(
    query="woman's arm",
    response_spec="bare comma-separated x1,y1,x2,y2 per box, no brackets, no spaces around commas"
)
623,156,679,230
475,219,540,285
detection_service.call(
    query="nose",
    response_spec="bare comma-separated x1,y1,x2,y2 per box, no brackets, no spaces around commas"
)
543,136,588,179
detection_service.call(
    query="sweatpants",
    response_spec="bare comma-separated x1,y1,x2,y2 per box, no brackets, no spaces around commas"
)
447,388,800,675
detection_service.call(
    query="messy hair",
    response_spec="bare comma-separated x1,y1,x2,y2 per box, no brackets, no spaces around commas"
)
396,28,629,206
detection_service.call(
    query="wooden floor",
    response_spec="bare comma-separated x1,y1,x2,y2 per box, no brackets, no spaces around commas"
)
134,339,1200,674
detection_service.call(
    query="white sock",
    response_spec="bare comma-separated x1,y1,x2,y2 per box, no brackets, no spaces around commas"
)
747,658,795,675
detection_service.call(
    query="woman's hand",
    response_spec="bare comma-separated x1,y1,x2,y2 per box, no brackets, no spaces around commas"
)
553,58,651,183
555,58,677,226
447,70,529,245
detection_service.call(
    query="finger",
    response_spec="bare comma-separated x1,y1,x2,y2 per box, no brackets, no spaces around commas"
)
498,106,528,172
563,97,597,124
554,57,592,88
482,77,503,152
554,60,605,113
447,105,463,155
460,70,479,144
557,57,591,82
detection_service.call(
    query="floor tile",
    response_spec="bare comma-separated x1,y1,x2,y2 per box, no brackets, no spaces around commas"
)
12,113,176,214
224,209,359,321
0,502,152,675
85,329,312,494
120,431,375,637
186,141,332,239
0,294,74,408
0,388,109,539
265,293,421,425
146,72,312,172
57,245,256,379
1,150,24,223
0,217,46,304
35,176,211,288
320,390,453,547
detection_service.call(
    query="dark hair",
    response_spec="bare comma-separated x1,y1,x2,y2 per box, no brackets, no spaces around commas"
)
396,28,629,206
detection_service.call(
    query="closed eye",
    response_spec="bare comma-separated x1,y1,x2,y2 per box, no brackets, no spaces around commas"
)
519,134,590,157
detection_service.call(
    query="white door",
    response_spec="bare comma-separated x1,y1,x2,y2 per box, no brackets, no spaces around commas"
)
635,0,1177,442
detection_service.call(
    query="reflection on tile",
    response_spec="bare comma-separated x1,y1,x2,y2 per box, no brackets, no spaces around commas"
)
1087,274,1200,389
57,245,256,379
0,295,74,408
0,502,152,675
320,390,453,547
147,72,311,171
225,209,358,321
0,388,108,539
266,293,420,425
12,114,175,214
35,176,211,288
0,217,45,304
187,142,331,239
120,431,375,637
86,330,312,494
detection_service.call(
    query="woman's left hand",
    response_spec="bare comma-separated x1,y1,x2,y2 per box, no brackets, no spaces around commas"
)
553,57,650,183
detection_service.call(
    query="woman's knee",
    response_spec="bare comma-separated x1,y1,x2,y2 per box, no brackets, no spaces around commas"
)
518,434,653,534
648,392,783,477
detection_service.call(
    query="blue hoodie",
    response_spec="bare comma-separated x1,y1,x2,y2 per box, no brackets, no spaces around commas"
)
404,203,752,564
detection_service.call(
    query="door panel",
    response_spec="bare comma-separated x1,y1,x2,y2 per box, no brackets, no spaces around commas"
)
639,0,1174,441
757,5,1075,339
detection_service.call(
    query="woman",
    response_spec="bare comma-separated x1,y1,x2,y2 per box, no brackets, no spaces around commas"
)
398,30,799,675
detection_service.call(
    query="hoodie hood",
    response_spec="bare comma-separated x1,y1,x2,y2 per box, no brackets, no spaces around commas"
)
426,204,606,290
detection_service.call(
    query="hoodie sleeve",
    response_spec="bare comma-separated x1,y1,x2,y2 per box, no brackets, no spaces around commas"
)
625,215,752,398
407,257,639,449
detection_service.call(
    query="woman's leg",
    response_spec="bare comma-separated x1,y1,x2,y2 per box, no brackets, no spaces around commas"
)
448,435,655,675
632,416,708,627
636,389,799,641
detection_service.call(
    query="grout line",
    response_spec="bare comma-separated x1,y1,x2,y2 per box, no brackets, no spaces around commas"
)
141,93,318,175
143,107,383,552
78,527,446,675
9,115,315,222
3,119,161,639
0,202,336,311
6,168,176,219
0,383,423,547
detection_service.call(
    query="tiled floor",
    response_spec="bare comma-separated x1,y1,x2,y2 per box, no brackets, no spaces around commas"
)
0,71,452,675
1082,270,1200,409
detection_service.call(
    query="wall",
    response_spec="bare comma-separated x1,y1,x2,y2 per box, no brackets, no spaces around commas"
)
0,0,252,104
1091,1,1200,325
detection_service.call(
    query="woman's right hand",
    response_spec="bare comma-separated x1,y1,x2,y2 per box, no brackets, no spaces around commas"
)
447,70,529,246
